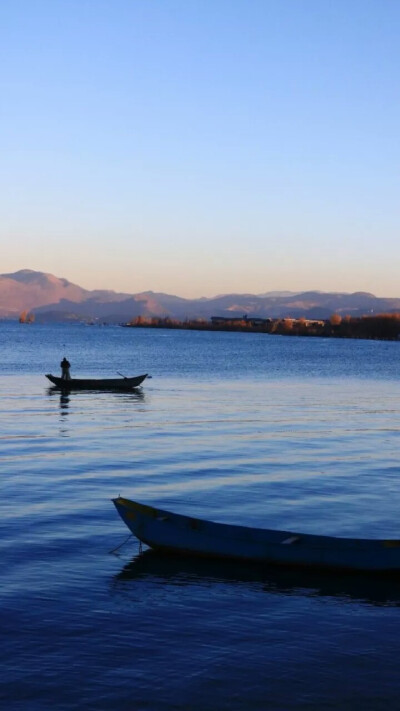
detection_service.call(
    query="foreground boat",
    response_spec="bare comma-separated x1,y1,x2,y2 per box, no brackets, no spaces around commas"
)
46,373,148,390
113,497,400,573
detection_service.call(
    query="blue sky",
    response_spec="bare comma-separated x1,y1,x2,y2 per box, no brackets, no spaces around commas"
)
1,1,399,297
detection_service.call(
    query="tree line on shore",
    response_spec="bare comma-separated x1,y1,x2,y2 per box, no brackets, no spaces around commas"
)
125,313,400,341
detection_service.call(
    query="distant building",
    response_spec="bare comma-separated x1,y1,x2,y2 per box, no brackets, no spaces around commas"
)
211,315,271,327
248,317,272,326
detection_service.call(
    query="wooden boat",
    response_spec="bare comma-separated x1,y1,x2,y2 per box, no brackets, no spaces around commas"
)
112,497,400,573
46,373,148,390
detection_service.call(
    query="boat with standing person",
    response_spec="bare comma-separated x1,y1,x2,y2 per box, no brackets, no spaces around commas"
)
46,373,148,390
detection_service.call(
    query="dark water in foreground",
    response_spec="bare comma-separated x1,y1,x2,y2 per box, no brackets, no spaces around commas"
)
1,323,400,710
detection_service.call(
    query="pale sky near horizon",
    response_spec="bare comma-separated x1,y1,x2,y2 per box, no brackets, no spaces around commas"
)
1,1,399,298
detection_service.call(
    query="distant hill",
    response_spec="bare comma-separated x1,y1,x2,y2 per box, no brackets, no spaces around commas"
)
2,269,400,323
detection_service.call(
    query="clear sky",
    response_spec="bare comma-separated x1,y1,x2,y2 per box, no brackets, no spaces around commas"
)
1,0,399,297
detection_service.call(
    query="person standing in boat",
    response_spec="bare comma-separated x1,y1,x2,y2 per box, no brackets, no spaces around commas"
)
60,357,71,381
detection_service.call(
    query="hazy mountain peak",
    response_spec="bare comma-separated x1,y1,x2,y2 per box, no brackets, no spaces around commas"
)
2,269,76,289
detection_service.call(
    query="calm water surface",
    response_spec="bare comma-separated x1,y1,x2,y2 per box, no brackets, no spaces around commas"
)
1,323,400,710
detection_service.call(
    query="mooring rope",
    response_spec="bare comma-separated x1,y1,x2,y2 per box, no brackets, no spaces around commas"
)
109,533,133,554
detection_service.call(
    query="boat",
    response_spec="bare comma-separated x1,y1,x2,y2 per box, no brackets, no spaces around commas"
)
112,497,400,573
46,373,148,390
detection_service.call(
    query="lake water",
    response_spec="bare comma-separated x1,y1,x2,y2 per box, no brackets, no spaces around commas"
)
1,322,400,710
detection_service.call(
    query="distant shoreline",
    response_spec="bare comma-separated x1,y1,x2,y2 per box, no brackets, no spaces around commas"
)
123,315,400,341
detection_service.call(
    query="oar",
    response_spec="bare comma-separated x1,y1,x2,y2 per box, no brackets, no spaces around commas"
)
117,371,152,380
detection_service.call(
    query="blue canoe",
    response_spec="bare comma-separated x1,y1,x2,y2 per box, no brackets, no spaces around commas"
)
46,373,148,390
113,497,400,573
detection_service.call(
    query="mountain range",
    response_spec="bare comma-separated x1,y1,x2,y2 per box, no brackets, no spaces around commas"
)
2,269,400,323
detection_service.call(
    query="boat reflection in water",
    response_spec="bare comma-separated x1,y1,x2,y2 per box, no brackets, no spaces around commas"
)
59,392,70,411
46,386,145,438
46,386,145,401
114,549,400,608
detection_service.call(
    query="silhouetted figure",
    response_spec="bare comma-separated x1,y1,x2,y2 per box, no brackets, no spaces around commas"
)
60,357,71,381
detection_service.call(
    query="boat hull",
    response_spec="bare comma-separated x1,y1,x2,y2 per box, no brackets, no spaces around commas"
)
113,497,400,573
46,374,148,390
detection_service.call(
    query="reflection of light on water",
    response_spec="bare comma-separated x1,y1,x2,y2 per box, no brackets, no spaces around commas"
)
2,372,400,539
